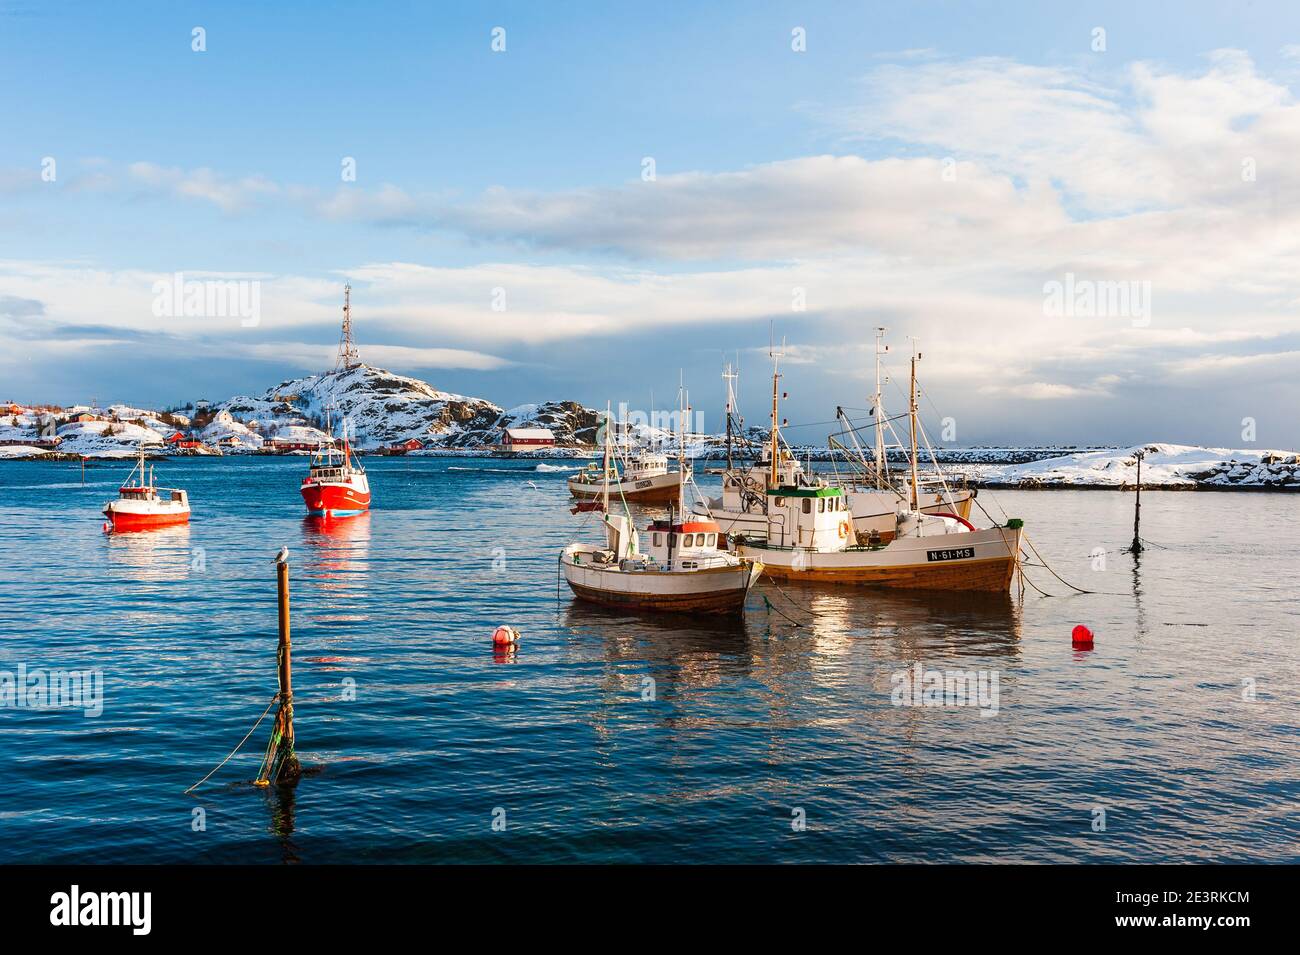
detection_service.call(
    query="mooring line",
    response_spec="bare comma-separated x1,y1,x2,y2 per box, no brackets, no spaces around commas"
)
184,694,279,794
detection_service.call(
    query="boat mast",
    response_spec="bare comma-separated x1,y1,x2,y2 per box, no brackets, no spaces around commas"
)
602,400,612,513
873,327,888,489
908,342,921,512
723,361,737,472
769,338,784,488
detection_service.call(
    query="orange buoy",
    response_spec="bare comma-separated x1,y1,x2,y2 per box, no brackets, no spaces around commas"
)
1072,624,1094,649
492,625,520,647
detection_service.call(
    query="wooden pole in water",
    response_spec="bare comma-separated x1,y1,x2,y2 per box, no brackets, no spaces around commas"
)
258,550,300,785
1128,450,1144,554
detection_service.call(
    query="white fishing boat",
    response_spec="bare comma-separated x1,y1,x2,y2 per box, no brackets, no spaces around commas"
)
731,346,1023,592
568,447,684,504
561,401,763,615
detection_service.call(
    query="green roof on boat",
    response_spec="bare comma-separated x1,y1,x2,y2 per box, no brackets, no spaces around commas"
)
767,485,843,497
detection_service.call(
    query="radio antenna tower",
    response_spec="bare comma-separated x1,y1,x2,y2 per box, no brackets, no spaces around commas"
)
335,284,360,371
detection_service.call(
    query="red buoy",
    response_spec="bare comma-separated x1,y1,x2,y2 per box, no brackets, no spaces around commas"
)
102,521,113,534
1072,624,1094,649
492,625,520,647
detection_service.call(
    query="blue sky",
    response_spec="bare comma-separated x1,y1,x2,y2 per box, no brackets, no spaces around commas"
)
4,1,1300,446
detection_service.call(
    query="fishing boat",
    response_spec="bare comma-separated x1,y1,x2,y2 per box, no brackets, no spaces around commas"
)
568,428,685,504
561,402,763,615
731,346,1023,592
700,332,975,542
300,420,370,517
103,444,190,531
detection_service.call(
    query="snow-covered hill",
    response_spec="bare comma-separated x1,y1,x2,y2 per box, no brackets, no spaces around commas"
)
219,365,602,450
960,443,1300,489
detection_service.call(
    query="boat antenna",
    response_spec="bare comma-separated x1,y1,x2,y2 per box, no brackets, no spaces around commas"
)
908,338,921,512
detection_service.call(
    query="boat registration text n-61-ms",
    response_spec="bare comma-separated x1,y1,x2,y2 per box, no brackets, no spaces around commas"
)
927,547,975,562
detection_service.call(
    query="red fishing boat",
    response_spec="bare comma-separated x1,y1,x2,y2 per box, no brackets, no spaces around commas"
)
301,434,370,518
103,445,191,531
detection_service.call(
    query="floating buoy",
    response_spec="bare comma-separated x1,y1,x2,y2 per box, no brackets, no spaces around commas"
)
102,521,113,534
1072,624,1094,649
492,625,520,647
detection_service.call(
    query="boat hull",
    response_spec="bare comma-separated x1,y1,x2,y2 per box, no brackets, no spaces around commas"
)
568,470,684,504
737,525,1021,592
103,504,190,531
301,481,371,517
561,558,762,615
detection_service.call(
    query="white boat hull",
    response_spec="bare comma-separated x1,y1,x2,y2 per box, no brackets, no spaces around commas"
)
736,525,1022,592
560,551,763,614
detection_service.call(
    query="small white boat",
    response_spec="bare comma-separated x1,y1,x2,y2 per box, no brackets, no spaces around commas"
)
568,448,685,504
561,401,763,615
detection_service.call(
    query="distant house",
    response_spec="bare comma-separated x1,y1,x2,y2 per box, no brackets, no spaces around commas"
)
4,403,21,415
499,427,556,453
388,438,424,454
165,431,202,450
194,399,211,411
70,412,97,423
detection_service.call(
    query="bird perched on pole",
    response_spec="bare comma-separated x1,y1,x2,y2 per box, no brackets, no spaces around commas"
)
275,546,289,565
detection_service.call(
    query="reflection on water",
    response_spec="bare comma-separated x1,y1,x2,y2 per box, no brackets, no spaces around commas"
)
300,513,370,625
103,523,194,582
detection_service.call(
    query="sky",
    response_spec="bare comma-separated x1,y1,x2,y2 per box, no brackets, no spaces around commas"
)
3,0,1300,447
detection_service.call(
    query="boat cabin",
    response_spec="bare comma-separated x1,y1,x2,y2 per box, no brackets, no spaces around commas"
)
623,450,669,481
763,486,852,550
306,445,354,483
644,519,726,570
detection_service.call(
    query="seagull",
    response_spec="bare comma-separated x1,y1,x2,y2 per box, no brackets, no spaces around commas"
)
274,546,289,564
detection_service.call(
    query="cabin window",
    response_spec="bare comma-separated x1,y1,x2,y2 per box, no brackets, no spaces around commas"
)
653,533,662,547
706,533,716,547
817,499,826,513
774,497,784,508
683,534,695,547
802,499,812,514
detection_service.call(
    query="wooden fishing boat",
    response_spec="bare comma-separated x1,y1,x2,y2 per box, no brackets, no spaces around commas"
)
730,345,1023,593
568,448,685,504
561,401,763,615
733,484,1022,591
103,445,191,532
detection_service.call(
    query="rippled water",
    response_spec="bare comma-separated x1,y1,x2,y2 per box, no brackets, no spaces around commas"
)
0,456,1296,863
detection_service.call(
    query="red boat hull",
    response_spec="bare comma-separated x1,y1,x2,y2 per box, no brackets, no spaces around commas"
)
104,508,190,531
301,482,370,517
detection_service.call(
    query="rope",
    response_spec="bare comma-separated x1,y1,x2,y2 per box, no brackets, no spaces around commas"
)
184,693,278,794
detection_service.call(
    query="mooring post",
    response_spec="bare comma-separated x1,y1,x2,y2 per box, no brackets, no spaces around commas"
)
1128,450,1144,554
277,558,294,753
258,550,300,785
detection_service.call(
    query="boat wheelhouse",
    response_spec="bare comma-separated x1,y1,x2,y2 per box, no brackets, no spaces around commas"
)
102,445,190,531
